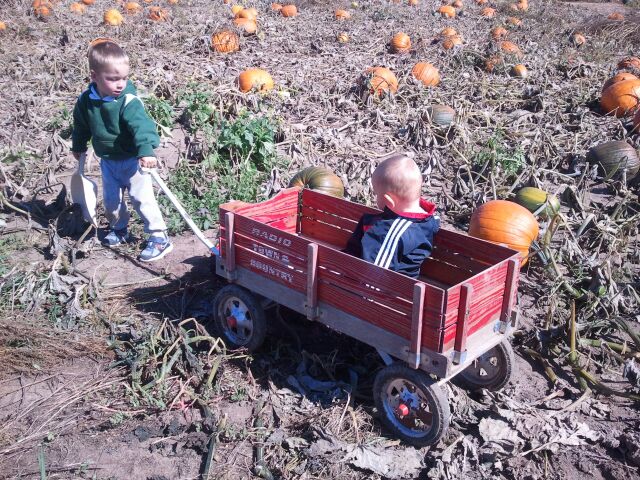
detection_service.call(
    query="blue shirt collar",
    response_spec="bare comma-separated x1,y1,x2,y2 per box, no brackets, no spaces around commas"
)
89,84,116,102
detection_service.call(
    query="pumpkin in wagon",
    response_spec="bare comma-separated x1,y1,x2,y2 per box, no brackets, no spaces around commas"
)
364,67,398,96
586,140,640,180
469,200,539,266
211,30,240,53
390,32,411,53
412,62,440,87
238,68,274,93
288,166,345,198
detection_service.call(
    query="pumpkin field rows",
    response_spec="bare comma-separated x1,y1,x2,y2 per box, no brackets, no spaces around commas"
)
0,0,639,478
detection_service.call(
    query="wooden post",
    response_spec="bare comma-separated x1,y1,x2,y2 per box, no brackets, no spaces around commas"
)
306,243,319,320
224,212,236,281
453,284,473,364
409,283,425,369
499,258,519,332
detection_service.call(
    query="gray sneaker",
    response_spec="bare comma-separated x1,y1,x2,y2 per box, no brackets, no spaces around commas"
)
102,228,130,247
139,235,173,262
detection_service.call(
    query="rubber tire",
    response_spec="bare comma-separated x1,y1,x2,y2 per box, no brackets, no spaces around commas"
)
373,364,450,447
211,284,267,352
454,339,515,392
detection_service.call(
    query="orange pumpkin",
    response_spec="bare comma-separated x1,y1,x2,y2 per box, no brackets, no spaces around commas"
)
491,26,508,40
167,0,178,4
104,9,124,25
236,8,257,20
70,2,86,13
480,7,496,17
437,5,456,17
608,12,624,20
0,21,6,31
469,200,539,265
511,64,528,78
408,0,419,5
148,6,169,21
238,68,274,93
601,79,640,117
442,35,462,50
230,5,243,15
475,0,487,4
281,4,297,17
271,2,283,11
484,55,505,73
337,32,349,43
124,2,142,14
81,0,95,5
618,57,640,72
499,40,523,58
506,16,522,27
412,62,440,87
451,0,463,8
211,30,240,53
365,67,398,96
233,17,257,35
33,1,52,18
602,72,638,93
441,26,457,37
390,32,411,53
572,32,586,47
335,9,351,19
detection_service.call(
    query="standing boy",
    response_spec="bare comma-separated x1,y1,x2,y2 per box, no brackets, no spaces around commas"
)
71,40,172,262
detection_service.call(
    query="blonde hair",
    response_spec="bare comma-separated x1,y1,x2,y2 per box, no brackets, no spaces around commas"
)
372,153,423,201
88,41,129,72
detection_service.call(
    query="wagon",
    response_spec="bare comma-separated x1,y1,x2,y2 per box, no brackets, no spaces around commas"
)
205,186,521,446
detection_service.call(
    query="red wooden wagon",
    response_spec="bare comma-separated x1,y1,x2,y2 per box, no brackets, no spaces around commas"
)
207,186,520,446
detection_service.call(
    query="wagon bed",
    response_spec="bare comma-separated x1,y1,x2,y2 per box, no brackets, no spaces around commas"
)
216,187,520,380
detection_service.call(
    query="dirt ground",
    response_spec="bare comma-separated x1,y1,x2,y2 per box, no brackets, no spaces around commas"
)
1,0,640,479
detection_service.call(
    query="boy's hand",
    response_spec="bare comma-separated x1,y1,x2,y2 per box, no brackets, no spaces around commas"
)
139,156,157,168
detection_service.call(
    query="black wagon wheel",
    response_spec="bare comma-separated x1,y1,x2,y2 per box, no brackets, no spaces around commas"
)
212,284,267,351
373,364,450,447
454,339,515,392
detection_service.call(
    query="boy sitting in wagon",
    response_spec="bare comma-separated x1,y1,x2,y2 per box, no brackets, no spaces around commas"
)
345,154,440,278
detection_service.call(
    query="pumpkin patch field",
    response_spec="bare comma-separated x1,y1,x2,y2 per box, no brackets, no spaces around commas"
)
1,0,640,478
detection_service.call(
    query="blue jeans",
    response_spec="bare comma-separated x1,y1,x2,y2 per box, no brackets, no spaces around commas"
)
100,157,167,234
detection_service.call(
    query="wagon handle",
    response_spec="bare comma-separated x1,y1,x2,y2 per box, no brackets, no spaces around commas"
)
143,168,220,256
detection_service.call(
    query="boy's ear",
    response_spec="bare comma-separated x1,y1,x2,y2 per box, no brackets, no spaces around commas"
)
89,70,96,81
383,193,396,209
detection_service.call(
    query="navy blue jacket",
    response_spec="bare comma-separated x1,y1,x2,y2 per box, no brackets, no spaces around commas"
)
345,199,440,279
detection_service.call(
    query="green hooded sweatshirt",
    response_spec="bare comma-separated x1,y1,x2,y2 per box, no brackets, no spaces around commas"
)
71,80,159,160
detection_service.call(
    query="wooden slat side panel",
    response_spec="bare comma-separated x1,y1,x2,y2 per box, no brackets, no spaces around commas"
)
233,232,307,271
420,325,446,352
233,215,309,258
300,205,359,232
302,188,379,222
301,217,353,249
317,281,411,339
435,229,515,264
235,246,307,293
